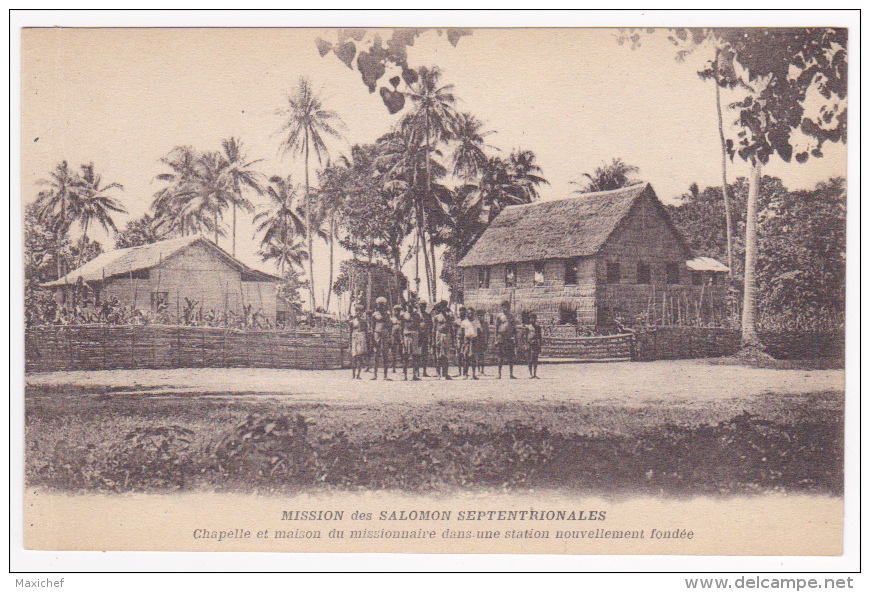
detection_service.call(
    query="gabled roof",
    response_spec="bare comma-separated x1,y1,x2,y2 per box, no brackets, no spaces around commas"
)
458,183,689,267
43,235,280,287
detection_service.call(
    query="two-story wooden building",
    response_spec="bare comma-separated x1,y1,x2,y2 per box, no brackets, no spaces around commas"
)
457,183,729,326
43,235,286,323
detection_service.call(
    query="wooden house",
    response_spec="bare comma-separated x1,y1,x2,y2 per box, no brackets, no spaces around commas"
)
43,235,286,323
457,183,729,326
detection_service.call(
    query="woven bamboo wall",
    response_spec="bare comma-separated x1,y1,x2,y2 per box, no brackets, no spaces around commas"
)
25,325,349,372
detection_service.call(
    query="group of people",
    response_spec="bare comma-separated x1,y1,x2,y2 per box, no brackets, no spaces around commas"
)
349,297,542,381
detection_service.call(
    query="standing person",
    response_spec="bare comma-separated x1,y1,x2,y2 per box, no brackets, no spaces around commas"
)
364,308,374,373
401,303,422,381
495,300,517,379
460,308,479,380
455,307,467,377
472,308,489,375
390,304,404,373
516,311,530,369
418,301,432,377
527,312,542,379
432,301,453,380
350,303,368,380
370,297,391,381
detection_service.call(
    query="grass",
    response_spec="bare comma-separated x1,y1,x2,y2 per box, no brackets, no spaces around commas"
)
25,383,844,497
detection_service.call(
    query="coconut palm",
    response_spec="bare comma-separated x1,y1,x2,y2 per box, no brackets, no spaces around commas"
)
34,161,79,278
254,175,308,278
376,129,450,300
258,235,309,274
219,137,264,257
152,146,207,237
70,163,126,269
315,155,358,313
571,158,641,193
196,151,233,246
400,65,458,301
451,112,495,181
276,77,345,313
507,149,548,202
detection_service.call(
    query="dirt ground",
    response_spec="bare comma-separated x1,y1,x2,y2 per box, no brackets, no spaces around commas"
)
25,359,845,408
24,359,845,494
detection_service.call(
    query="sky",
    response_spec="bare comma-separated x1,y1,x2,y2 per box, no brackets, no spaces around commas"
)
21,27,847,310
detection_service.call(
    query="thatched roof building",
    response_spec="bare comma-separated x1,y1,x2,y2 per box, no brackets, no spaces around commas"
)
44,235,287,324
458,183,728,326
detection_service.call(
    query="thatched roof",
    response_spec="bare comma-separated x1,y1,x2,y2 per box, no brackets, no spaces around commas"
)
43,235,280,287
459,183,687,267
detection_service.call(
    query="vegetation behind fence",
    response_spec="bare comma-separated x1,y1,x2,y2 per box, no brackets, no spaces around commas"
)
25,325,349,372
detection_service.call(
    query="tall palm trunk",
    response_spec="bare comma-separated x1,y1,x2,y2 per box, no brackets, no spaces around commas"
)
304,132,316,314
715,48,734,278
424,112,437,301
232,203,237,257
281,221,287,278
214,211,219,245
56,235,64,279
325,213,335,313
741,160,762,348
366,240,373,310
76,219,90,270
412,159,434,302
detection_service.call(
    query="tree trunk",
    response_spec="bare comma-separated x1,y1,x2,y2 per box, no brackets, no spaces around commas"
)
214,211,219,246
281,221,287,278
325,214,335,313
741,160,762,348
304,132,316,314
232,202,237,257
366,240,373,310
76,219,90,270
56,235,63,280
715,49,734,279
423,113,438,302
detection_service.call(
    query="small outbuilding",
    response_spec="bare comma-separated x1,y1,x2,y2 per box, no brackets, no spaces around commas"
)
457,183,729,326
43,235,286,323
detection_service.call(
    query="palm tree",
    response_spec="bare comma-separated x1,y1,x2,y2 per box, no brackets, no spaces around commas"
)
34,161,78,279
276,77,345,313
219,137,263,257
376,129,449,300
451,112,495,181
258,235,309,274
401,65,457,301
254,175,308,278
71,163,126,269
712,46,739,279
507,149,548,202
316,155,357,313
571,157,641,193
196,151,232,246
152,146,205,237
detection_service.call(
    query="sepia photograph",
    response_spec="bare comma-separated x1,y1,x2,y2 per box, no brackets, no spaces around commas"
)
12,13,857,572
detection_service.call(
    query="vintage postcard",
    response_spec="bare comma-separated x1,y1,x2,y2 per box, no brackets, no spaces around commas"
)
18,23,851,560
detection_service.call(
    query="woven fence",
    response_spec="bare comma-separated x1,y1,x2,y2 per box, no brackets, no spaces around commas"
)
540,333,634,362
25,325,349,372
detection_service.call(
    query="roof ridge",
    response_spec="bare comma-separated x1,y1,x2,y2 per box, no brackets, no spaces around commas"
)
502,181,649,210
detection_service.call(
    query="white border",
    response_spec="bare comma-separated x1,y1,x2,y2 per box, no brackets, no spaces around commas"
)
5,8,863,583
